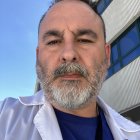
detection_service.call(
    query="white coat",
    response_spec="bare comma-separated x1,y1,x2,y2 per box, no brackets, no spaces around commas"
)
0,90,140,140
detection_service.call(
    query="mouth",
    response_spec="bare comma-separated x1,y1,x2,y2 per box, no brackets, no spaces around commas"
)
59,73,82,80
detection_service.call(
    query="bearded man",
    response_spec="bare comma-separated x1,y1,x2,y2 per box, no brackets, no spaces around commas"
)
0,0,140,140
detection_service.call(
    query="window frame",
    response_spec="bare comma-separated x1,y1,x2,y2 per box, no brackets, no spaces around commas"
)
97,0,113,14
107,18,140,79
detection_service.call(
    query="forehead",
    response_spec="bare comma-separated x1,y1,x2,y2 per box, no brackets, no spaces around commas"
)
39,1,103,37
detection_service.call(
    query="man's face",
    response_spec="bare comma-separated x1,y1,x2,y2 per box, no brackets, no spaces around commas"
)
36,1,110,109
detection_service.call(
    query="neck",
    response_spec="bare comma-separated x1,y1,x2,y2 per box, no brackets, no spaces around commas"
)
52,101,98,118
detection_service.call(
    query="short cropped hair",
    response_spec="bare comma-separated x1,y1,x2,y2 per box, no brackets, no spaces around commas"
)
38,0,106,41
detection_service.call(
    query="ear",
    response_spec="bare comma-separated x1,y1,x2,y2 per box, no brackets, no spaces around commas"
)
104,43,111,67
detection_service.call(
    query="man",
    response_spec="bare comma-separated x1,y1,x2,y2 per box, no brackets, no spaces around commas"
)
0,0,140,139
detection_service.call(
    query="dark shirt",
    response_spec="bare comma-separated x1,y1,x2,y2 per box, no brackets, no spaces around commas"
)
54,107,114,140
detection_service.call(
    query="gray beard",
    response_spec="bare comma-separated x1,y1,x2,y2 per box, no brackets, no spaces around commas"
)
36,60,108,110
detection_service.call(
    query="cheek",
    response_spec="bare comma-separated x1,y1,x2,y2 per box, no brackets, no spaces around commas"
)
38,50,60,73
92,47,106,62
80,50,100,66
80,48,106,74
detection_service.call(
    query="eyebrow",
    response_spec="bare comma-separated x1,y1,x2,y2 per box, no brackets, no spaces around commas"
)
42,29,97,42
42,30,64,42
74,29,97,39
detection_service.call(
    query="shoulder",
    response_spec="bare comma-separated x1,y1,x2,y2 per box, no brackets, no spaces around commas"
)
0,97,19,113
0,90,45,116
0,91,45,139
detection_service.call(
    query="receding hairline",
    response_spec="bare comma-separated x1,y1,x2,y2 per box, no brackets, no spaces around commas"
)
38,0,106,41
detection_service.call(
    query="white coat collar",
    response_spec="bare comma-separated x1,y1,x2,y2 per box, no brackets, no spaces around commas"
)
97,96,140,139
18,90,140,140
97,96,140,132
33,103,63,140
19,90,63,140
18,90,44,106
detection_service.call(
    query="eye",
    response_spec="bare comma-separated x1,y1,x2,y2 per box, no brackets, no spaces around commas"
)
46,40,61,46
77,39,93,43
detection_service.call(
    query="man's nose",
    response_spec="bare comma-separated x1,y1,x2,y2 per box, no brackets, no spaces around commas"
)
60,42,79,63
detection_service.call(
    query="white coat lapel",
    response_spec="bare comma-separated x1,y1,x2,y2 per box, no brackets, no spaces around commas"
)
97,96,128,140
103,112,128,140
34,103,63,140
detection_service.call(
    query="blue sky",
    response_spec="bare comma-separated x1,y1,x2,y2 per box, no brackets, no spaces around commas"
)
0,0,51,100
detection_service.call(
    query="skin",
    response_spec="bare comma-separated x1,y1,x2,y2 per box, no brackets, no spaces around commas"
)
37,0,110,117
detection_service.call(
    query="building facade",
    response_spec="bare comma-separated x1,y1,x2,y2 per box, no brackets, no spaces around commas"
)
98,0,140,124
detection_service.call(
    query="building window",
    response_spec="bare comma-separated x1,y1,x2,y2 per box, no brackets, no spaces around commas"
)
107,18,140,78
119,25,139,57
111,44,119,63
97,0,112,14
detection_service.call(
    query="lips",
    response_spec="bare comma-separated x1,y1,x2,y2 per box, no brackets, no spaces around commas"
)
60,73,82,80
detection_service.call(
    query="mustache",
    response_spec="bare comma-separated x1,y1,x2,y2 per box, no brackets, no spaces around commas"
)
53,63,89,79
